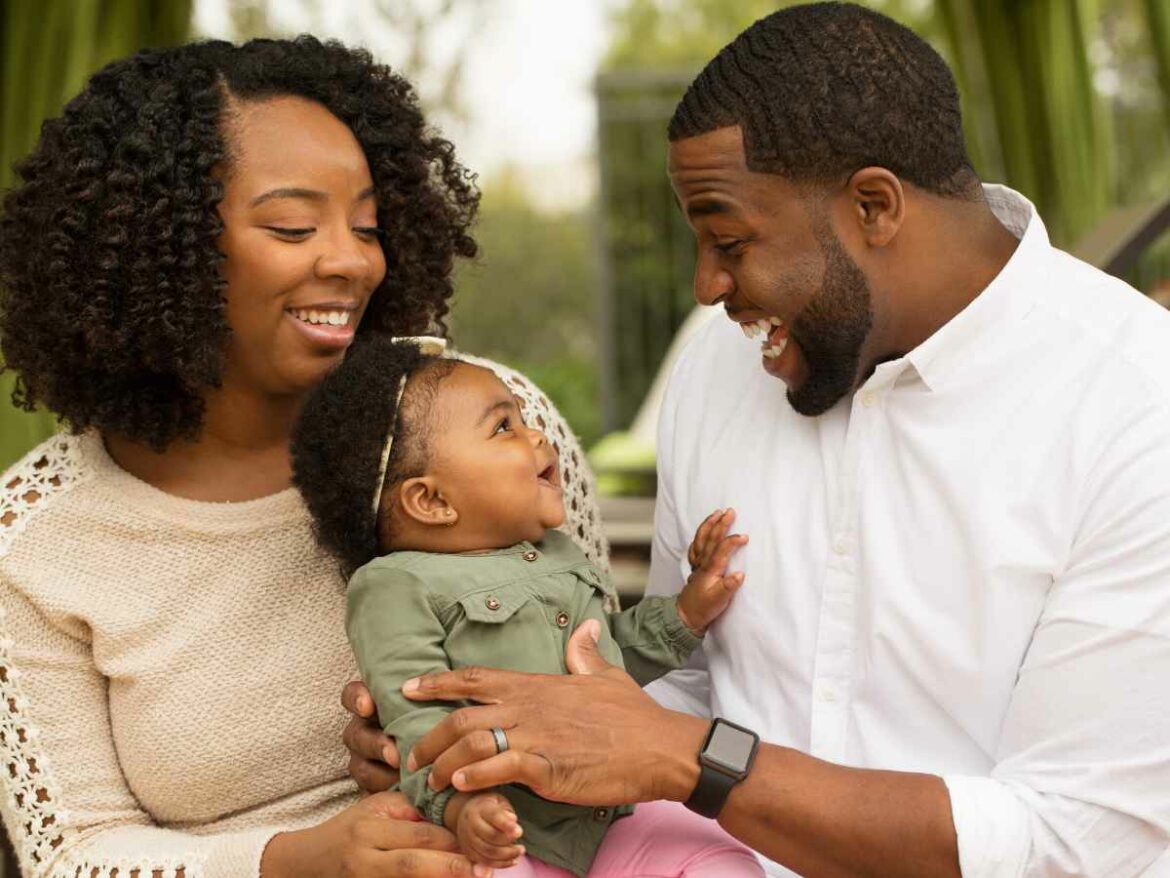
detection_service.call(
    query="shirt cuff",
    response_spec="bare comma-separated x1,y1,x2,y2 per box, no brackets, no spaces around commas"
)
943,775,1032,878
425,785,460,827
656,595,703,659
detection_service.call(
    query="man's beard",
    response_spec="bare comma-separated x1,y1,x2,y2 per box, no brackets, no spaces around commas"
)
786,231,874,417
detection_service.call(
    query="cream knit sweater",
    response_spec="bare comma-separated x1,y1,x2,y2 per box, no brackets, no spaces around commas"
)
0,360,610,878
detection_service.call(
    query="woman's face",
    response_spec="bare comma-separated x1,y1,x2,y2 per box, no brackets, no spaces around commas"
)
216,96,387,398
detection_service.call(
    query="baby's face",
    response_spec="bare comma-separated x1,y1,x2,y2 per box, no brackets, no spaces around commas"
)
429,363,566,545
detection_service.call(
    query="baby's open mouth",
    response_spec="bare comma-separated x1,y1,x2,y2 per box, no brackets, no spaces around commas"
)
537,463,561,489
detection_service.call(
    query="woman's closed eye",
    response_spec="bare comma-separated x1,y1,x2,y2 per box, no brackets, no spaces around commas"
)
261,226,386,242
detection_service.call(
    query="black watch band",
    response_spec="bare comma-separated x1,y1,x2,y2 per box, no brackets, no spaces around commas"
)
684,718,760,819
684,759,741,818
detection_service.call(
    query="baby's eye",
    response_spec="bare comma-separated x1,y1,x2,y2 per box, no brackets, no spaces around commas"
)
493,416,512,435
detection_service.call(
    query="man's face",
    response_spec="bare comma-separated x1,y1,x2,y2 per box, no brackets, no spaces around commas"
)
668,126,874,416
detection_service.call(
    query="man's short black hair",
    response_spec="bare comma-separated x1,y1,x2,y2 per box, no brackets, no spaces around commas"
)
669,2,979,198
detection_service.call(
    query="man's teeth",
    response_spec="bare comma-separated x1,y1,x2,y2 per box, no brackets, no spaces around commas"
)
740,317,783,340
762,337,788,359
290,308,351,326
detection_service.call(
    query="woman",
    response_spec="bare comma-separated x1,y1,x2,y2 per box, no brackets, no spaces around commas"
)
0,36,606,878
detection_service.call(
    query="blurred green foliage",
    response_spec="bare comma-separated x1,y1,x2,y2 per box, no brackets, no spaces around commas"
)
448,173,603,447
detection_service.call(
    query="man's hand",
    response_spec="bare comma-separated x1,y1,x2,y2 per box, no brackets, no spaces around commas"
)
401,621,708,807
448,792,525,870
679,508,748,634
341,680,400,795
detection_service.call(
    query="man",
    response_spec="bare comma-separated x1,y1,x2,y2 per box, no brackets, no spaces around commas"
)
344,4,1170,875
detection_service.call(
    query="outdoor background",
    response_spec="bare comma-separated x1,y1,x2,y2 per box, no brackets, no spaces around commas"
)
3,0,1170,479
1,2,1169,872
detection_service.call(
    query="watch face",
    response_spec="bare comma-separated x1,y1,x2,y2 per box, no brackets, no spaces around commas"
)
706,721,755,773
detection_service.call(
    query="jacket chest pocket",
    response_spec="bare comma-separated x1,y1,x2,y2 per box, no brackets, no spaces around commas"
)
446,583,566,675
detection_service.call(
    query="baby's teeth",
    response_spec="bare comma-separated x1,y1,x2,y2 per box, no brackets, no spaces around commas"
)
770,317,783,327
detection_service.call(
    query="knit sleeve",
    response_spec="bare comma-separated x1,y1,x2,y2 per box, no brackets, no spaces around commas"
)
451,352,615,610
0,573,278,878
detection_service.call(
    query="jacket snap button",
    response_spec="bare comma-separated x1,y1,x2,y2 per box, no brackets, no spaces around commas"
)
555,611,570,628
523,550,539,562
485,596,501,611
593,807,610,821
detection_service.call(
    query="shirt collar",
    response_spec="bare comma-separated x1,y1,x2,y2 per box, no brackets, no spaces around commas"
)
890,184,1049,394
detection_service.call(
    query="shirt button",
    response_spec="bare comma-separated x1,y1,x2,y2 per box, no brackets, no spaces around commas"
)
485,596,501,611
832,540,848,555
819,688,838,703
861,391,877,407
555,611,570,628
522,550,539,562
592,807,610,821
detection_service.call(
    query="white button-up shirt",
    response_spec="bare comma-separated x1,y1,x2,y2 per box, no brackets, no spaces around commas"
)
645,186,1170,877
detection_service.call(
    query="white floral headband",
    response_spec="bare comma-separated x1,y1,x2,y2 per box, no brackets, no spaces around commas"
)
371,336,449,519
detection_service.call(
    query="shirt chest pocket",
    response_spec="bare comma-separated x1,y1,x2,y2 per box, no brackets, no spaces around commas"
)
445,583,567,675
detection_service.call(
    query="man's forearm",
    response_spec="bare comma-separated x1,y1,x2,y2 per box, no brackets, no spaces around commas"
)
713,743,960,878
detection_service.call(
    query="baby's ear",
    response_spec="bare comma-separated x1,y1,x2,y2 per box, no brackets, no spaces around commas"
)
398,476,459,528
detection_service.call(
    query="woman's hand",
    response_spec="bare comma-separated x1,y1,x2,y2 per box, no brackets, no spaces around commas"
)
402,622,708,807
260,791,491,877
341,680,400,795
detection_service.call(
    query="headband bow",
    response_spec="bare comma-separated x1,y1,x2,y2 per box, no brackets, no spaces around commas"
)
371,336,449,519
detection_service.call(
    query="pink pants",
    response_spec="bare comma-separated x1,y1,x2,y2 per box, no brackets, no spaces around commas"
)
505,800,763,878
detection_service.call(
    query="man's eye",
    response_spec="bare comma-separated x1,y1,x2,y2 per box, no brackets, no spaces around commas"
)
264,226,314,240
493,417,512,435
714,239,745,255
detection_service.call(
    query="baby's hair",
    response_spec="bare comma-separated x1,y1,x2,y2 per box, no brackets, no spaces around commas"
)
291,336,457,574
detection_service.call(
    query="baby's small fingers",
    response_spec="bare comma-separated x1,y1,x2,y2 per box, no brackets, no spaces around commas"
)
474,812,521,847
470,838,525,868
702,533,748,573
688,510,721,566
486,806,522,839
695,509,730,562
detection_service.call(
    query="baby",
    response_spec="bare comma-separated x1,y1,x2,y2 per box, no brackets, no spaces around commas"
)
292,336,761,877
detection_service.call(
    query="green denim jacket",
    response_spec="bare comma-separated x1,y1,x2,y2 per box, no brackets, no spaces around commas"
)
346,529,701,877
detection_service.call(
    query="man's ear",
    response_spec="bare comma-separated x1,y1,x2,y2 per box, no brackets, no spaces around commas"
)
846,167,904,248
398,476,458,528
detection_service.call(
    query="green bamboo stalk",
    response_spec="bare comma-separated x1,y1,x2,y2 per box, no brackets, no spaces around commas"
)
1144,0,1170,130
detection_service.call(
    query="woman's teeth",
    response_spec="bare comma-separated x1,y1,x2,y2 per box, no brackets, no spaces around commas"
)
289,308,351,326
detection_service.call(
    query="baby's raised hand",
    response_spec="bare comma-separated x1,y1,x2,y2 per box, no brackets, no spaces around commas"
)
678,508,748,635
455,791,525,869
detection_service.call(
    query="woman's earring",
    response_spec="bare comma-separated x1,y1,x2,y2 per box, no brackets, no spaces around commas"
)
444,509,456,526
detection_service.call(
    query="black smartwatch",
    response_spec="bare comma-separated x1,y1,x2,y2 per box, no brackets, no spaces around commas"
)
683,717,760,819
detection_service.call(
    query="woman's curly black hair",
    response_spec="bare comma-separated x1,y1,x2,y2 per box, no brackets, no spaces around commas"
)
0,36,479,450
291,336,457,575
